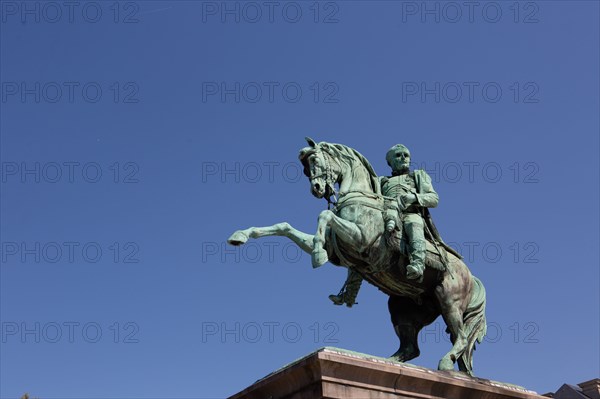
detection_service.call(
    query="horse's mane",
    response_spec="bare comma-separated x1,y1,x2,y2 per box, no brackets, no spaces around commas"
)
320,142,381,195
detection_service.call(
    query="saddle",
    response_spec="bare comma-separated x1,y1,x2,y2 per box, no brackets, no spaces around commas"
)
386,227,451,272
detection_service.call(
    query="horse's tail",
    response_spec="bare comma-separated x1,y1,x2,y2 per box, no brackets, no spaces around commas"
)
458,275,487,375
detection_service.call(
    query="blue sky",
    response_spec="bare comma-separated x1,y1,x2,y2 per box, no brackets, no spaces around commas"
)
1,1,598,398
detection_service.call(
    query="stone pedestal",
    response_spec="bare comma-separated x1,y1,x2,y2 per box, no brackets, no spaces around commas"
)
229,347,547,399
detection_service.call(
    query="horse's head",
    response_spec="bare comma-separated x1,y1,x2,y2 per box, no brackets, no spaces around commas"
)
298,137,340,200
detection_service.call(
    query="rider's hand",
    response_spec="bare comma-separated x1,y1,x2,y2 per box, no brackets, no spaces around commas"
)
401,193,417,204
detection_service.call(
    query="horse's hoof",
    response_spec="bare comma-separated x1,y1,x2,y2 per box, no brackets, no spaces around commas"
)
227,231,248,246
388,349,419,363
388,354,402,363
438,357,454,371
312,249,328,268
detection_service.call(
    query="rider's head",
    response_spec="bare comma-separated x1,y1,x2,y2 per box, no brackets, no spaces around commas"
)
386,144,411,174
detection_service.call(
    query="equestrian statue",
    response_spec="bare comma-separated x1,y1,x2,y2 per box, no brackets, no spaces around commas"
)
227,138,487,375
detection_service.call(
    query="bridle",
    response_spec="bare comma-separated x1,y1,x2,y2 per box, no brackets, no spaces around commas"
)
308,146,341,209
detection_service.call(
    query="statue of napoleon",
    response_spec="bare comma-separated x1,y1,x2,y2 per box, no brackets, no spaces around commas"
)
329,144,461,307
228,138,486,374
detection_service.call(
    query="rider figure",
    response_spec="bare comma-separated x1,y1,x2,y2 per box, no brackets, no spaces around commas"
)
380,144,439,282
329,144,440,306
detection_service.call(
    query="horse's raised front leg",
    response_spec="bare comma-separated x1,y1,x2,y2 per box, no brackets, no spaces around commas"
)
312,210,364,268
228,222,314,254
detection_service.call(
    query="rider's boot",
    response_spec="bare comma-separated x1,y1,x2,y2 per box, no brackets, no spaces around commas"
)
406,241,426,283
329,269,362,307
328,292,355,308
329,293,346,306
329,294,344,306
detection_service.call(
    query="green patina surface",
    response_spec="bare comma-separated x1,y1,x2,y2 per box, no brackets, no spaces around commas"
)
228,139,488,375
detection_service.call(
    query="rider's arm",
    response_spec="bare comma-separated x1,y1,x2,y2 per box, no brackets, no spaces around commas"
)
415,170,439,208
378,176,387,187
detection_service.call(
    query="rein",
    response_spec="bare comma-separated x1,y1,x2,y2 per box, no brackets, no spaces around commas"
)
307,143,382,212
334,191,385,212
309,147,341,209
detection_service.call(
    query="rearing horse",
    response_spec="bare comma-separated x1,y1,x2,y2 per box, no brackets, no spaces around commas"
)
228,138,487,375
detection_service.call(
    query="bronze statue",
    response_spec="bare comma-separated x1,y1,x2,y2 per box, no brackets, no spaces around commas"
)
328,143,460,306
228,138,487,375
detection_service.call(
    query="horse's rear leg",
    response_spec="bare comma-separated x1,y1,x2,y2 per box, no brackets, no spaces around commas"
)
437,306,468,371
228,222,314,254
388,296,438,363
435,270,472,372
